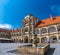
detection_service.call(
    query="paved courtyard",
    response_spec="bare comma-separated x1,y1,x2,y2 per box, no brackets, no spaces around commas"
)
0,43,60,55
0,43,30,55
46,43,60,55
50,43,60,55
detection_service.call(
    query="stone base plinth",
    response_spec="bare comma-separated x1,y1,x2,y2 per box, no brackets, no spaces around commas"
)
17,43,50,55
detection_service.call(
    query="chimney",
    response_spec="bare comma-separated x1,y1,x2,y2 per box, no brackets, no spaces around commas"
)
50,14,53,20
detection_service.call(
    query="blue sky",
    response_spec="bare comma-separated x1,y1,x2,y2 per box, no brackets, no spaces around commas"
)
0,0,60,29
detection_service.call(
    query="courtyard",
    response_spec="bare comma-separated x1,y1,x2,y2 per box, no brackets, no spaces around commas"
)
0,43,60,55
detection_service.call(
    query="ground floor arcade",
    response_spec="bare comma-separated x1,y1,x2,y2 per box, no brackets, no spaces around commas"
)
20,35,60,43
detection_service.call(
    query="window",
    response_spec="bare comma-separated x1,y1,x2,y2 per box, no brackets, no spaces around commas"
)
41,28,47,34
25,27,29,32
22,29,25,35
30,18,33,24
25,19,29,24
30,26,32,31
48,26,56,33
35,29,39,34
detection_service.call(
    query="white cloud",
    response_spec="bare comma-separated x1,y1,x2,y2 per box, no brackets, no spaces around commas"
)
0,24,13,29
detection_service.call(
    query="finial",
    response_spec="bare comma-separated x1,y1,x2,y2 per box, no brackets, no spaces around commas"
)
50,13,53,20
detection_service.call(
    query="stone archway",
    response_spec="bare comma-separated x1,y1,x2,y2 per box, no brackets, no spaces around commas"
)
24,36,28,43
37,38,40,43
48,26,56,33
49,36,57,43
30,39,33,43
19,39,22,42
41,37,47,43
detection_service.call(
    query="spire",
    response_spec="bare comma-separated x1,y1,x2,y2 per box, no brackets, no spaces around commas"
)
50,14,53,20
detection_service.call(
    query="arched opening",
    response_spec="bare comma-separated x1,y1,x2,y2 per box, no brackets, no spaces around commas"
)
35,29,39,34
37,38,40,43
30,39,33,43
57,25,60,32
25,27,29,32
25,19,29,25
30,18,33,24
41,28,47,34
41,37,47,43
49,36,57,43
19,39,22,42
24,36,28,43
48,26,56,33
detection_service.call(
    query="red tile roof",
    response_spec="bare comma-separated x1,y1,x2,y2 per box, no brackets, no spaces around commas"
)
12,29,20,32
0,28,11,33
0,28,20,33
36,16,60,28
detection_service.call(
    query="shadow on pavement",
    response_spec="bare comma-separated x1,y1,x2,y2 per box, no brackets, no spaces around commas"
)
45,48,55,55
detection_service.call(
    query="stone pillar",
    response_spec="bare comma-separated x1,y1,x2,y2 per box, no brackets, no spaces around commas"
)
55,25,58,33
57,35,59,43
47,37,49,43
46,27,50,43
55,25,59,43
40,38,41,43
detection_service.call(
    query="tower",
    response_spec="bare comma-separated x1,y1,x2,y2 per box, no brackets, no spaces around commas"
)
22,14,39,43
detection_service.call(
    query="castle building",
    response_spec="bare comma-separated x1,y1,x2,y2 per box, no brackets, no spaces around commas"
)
0,14,60,43
19,14,60,43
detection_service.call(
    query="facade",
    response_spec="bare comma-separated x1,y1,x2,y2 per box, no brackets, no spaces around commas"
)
0,14,60,43
0,28,12,43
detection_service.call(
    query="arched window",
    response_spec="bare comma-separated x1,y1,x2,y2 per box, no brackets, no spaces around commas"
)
48,26,56,33
41,37,47,43
24,36,28,43
35,29,39,34
49,36,57,43
25,19,29,24
22,29,25,35
41,28,47,34
30,18,33,24
30,26,32,31
25,27,29,32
